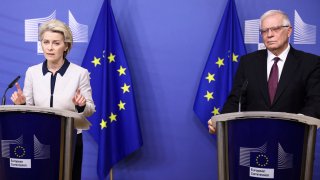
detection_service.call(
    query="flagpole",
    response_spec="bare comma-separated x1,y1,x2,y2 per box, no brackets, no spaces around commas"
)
110,168,113,180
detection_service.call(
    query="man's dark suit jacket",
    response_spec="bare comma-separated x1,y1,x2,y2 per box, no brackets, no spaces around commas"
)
222,46,320,119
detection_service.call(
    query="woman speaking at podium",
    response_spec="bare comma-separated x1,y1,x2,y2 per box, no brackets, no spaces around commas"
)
10,19,95,180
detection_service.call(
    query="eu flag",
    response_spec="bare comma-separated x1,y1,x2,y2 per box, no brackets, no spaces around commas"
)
81,0,143,179
193,0,246,127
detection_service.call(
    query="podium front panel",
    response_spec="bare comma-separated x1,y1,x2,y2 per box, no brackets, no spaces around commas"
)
0,112,64,180
227,118,307,180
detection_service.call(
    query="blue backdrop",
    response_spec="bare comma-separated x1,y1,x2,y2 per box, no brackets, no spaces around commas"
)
0,0,319,179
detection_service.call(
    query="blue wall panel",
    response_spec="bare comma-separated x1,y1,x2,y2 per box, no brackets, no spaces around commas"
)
0,0,319,179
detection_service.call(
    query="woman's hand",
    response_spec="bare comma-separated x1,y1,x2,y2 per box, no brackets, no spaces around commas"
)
11,83,26,105
72,89,86,107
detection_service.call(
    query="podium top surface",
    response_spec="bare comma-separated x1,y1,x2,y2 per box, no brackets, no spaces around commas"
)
0,105,91,130
211,111,320,128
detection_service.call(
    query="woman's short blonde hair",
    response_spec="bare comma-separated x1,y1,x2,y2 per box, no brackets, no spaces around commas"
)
39,19,73,58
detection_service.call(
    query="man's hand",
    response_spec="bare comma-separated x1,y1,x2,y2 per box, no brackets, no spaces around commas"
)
208,118,216,134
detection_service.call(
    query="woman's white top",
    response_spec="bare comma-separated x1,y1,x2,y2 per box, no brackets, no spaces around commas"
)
23,60,95,132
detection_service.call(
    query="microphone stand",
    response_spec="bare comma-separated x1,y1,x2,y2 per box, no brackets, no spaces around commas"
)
238,80,248,112
1,88,9,105
1,75,21,105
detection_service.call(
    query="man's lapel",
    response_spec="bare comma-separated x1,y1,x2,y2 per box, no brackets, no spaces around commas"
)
255,50,270,106
272,47,299,105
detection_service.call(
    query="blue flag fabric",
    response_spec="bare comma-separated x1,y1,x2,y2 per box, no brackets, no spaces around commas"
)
193,0,247,126
81,0,143,179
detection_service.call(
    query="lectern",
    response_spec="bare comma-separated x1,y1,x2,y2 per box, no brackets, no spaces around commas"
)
212,112,320,180
0,105,91,180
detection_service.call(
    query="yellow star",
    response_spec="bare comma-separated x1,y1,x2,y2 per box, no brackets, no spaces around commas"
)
204,91,214,101
100,119,107,129
121,83,130,93
205,72,215,83
211,107,220,116
216,57,224,68
108,53,116,63
109,112,117,122
91,56,101,67
232,53,239,62
117,66,127,76
118,100,126,110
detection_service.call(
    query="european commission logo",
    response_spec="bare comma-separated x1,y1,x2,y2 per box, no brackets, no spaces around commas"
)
244,10,317,50
1,135,50,168
239,142,293,179
24,10,88,54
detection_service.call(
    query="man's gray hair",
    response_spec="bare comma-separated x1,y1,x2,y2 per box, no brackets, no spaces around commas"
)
260,10,291,28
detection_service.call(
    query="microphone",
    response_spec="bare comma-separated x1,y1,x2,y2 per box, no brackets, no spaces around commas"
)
238,79,248,112
2,75,21,105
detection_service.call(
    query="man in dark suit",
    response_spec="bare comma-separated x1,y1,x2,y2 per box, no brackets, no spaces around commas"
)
208,10,320,133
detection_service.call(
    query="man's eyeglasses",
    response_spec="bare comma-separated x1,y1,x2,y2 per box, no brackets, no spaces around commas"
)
260,25,290,35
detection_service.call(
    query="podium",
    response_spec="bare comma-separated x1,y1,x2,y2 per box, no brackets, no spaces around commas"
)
212,112,320,180
0,105,91,180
